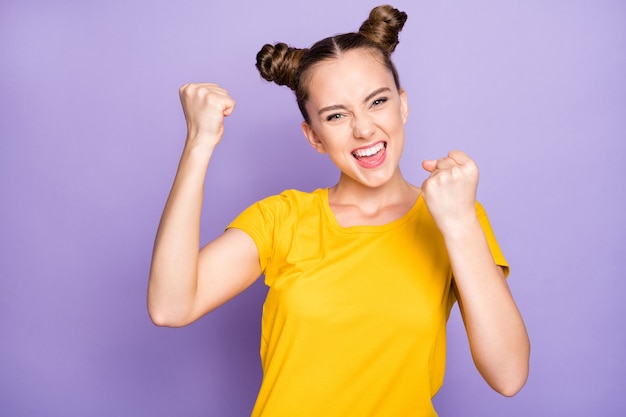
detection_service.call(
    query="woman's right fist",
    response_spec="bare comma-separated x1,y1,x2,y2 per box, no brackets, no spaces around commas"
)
179,83,236,148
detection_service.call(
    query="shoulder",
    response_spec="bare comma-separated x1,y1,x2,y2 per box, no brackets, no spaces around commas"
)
277,188,325,201
239,188,325,219
259,188,325,209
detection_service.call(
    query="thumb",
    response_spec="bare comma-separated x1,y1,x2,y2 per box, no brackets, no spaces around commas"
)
422,159,436,172
223,100,236,117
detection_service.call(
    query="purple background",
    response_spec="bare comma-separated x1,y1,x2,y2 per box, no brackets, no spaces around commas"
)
1,0,624,416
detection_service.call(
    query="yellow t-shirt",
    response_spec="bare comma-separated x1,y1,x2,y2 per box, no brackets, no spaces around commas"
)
228,188,508,417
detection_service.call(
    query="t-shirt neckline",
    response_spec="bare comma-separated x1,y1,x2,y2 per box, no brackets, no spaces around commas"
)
317,187,424,234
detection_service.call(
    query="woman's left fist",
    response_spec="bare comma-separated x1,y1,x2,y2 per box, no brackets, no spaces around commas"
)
420,150,479,233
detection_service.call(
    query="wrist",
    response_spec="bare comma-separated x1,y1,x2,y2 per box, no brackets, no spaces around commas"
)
183,133,218,157
185,129,220,146
438,212,482,242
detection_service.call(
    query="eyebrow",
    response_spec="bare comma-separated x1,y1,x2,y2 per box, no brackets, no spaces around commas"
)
317,87,392,116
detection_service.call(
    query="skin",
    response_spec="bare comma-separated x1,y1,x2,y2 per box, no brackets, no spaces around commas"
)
148,49,530,398
301,49,416,226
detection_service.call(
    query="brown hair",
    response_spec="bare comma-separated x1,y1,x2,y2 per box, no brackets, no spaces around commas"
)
255,5,408,123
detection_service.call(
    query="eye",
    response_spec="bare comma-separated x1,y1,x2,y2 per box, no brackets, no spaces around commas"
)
371,97,388,107
326,113,343,121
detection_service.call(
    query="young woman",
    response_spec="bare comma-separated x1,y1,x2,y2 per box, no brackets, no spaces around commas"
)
148,5,529,416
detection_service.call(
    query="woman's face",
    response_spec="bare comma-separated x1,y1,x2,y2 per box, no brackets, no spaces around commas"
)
301,49,409,189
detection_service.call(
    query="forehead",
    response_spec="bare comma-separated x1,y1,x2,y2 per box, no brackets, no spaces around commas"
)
305,49,395,103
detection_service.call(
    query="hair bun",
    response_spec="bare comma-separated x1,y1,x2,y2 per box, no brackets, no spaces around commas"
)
256,43,308,91
358,5,408,54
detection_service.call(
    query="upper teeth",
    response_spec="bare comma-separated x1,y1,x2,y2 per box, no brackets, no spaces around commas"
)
354,142,384,157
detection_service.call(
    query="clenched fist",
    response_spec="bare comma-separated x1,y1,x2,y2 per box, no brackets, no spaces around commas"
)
421,150,479,234
179,83,236,150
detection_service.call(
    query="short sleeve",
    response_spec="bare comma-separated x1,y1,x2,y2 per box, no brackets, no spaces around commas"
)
475,201,510,277
227,195,285,273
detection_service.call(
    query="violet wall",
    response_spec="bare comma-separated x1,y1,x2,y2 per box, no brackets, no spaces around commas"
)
1,0,624,416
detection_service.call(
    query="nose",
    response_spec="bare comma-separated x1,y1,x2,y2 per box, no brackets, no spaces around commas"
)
353,113,375,139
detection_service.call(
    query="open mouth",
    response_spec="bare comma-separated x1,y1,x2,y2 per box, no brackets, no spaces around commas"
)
352,142,387,164
352,142,387,161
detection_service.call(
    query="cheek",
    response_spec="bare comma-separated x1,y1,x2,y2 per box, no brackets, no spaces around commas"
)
387,112,406,132
321,122,353,141
396,107,408,128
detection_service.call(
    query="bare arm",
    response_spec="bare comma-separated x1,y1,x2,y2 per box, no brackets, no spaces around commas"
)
148,83,261,327
421,150,530,396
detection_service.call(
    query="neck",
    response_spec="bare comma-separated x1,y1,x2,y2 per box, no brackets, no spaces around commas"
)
329,170,419,210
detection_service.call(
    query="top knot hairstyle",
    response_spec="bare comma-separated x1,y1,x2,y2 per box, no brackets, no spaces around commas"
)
255,4,408,123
